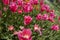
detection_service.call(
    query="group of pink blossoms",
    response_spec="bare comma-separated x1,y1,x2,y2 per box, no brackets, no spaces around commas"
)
1,0,60,40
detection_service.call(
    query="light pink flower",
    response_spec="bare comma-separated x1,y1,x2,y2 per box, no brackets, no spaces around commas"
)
51,25,59,31
9,2,18,12
24,16,32,25
8,25,14,31
34,24,39,31
36,13,42,20
18,28,32,40
2,0,9,5
3,7,8,12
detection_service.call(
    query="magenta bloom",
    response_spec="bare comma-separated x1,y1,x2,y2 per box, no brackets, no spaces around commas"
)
18,28,32,40
51,25,59,31
40,0,44,5
36,13,42,20
50,12,56,18
48,16,54,22
41,4,50,12
2,0,9,5
9,2,18,12
17,0,23,6
42,14,48,20
24,16,32,25
33,0,39,5
23,3,33,13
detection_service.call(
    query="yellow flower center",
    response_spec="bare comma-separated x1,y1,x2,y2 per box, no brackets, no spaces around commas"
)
23,35,29,39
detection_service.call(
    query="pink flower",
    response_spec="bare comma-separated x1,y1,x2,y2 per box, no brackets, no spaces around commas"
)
17,0,23,6
51,25,59,31
41,4,50,12
9,2,18,12
2,0,9,5
3,7,8,12
34,24,39,31
24,16,32,25
36,13,42,20
42,14,48,20
49,12,56,18
33,0,39,5
8,25,14,31
11,0,17,2
17,9,22,14
48,16,54,22
18,28,32,40
40,0,44,5
23,3,33,13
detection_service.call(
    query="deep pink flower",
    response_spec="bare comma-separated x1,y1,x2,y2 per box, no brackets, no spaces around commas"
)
36,13,42,20
9,2,18,12
42,14,48,20
8,25,14,31
41,4,50,12
17,0,23,6
2,0,9,5
40,0,44,5
51,25,59,31
18,28,32,40
23,3,33,13
34,24,39,31
33,0,39,5
24,16,32,25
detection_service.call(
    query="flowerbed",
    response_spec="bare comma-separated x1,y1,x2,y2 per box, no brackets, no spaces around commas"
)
0,0,60,40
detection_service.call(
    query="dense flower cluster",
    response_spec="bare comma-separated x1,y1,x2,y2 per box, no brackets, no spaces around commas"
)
0,0,60,40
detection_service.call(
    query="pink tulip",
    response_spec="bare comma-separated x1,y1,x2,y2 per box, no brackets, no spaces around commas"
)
9,2,18,12
51,25,59,31
24,16,32,25
18,28,32,40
